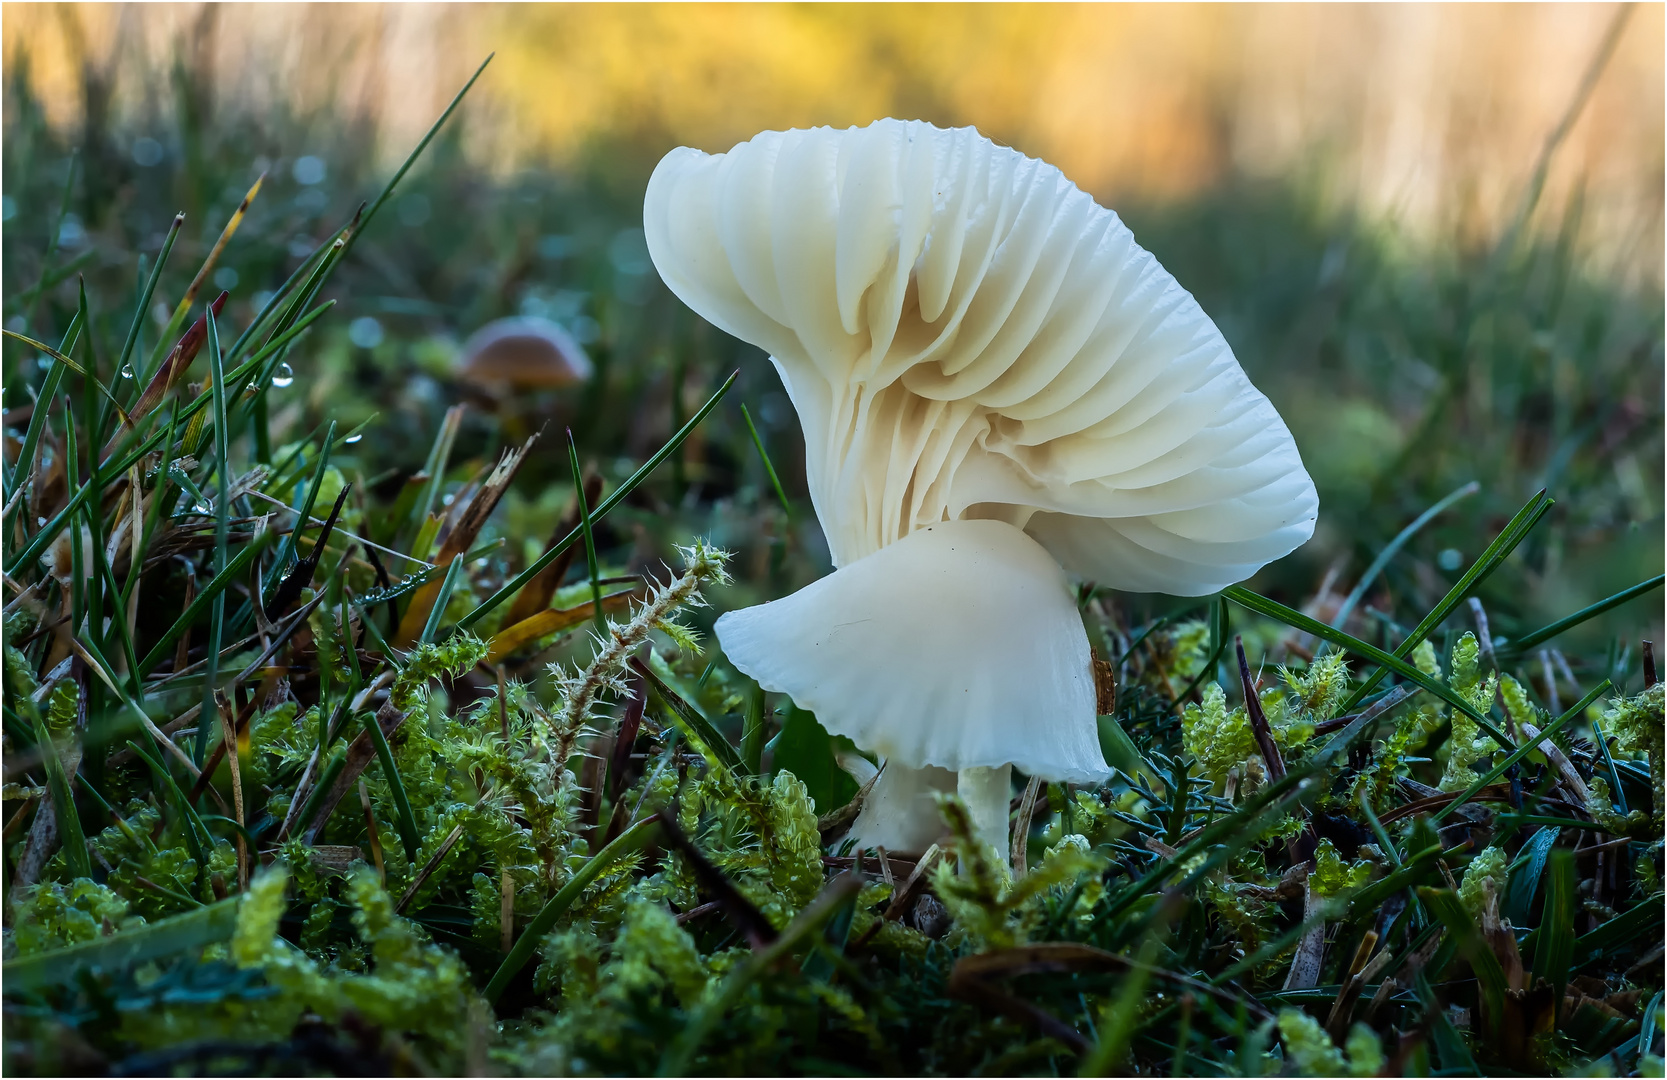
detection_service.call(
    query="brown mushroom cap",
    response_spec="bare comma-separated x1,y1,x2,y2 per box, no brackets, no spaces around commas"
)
456,316,593,389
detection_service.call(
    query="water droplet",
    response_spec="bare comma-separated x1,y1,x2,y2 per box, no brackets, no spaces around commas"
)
347,316,384,349
193,500,212,515
271,362,295,388
120,364,135,379
245,381,260,395
344,434,362,445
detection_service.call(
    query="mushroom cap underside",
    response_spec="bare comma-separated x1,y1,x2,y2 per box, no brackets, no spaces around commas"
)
715,517,1109,784
646,119,1318,590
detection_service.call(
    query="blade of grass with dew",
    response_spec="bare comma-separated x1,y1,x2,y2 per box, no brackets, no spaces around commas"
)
264,420,336,605
458,371,738,631
568,429,607,638
94,298,334,480
1337,489,1553,714
1224,584,1515,750
118,212,184,396
1330,480,1479,630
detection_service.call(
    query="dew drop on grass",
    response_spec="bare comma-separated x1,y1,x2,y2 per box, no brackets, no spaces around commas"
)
120,365,135,379
344,434,362,445
272,362,295,388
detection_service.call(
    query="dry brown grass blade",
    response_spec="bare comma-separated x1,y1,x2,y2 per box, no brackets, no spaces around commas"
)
484,590,637,665
108,291,227,458
393,435,539,646
164,173,265,335
503,472,602,627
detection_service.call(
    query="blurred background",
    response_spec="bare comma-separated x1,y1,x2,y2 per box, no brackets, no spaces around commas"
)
3,2,1662,657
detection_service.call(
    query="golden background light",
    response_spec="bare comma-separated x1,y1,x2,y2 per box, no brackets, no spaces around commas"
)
4,2,1661,276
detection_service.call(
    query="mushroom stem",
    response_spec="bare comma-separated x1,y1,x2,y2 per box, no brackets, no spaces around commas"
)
958,764,1012,868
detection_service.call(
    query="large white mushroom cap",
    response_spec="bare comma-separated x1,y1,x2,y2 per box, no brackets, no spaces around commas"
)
644,119,1317,855
645,119,1317,590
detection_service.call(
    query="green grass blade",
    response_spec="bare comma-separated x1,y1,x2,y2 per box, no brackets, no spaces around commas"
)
658,874,861,1075
265,421,337,605
568,429,607,638
1338,489,1553,714
1534,848,1577,1005
1421,886,1509,1037
1507,575,1665,654
1331,480,1479,630
137,531,275,675
121,212,184,393
344,55,494,261
125,739,209,871
632,655,745,773
25,699,91,880
225,231,336,363
1,895,239,991
124,401,181,605
196,310,231,764
485,813,660,1004
458,370,738,631
1434,679,1610,822
420,554,466,645
741,680,767,776
741,403,791,516
363,707,423,864
2,329,134,446
1224,584,1514,750
1567,894,1664,970
2,309,82,502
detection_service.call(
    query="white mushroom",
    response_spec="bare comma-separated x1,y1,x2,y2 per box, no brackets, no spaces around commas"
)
644,119,1318,862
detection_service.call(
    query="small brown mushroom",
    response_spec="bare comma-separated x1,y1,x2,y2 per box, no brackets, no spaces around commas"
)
456,316,592,391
